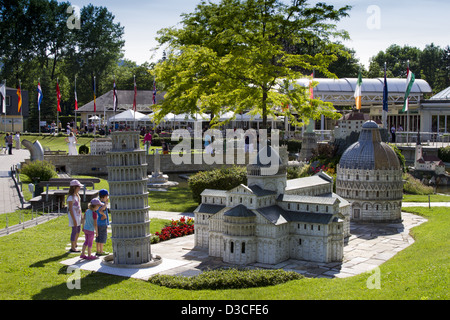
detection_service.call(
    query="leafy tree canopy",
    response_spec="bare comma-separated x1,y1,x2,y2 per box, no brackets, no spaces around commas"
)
153,0,351,128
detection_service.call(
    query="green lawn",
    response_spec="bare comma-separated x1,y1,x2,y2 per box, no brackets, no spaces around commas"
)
0,206,448,300
403,193,450,202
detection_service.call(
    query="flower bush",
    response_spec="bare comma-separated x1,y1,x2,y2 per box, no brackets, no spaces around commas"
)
154,216,194,242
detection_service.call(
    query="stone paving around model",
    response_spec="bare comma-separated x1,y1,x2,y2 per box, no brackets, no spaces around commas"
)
0,149,433,279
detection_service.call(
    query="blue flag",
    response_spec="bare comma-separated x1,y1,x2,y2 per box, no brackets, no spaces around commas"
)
37,82,43,111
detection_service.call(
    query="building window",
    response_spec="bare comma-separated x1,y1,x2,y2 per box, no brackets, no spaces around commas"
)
318,225,320,231
299,239,302,245
326,206,328,212
311,225,313,230
230,241,234,253
304,224,307,229
241,242,245,254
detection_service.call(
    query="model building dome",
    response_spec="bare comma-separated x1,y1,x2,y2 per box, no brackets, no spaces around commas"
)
339,121,400,171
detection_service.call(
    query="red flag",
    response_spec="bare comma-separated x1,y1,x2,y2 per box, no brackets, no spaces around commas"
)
133,76,137,111
56,81,62,112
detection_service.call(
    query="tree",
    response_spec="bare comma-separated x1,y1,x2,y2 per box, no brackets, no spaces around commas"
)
154,0,351,128
64,4,125,106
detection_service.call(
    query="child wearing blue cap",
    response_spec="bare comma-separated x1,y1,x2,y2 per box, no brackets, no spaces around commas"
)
96,189,110,256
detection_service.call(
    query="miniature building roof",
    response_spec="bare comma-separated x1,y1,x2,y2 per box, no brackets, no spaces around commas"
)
257,205,335,225
285,174,330,191
200,189,228,197
248,185,277,197
224,205,256,218
256,206,289,225
277,194,339,205
195,203,226,215
339,121,401,170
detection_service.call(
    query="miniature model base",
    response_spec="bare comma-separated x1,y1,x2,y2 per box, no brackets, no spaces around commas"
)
101,253,163,269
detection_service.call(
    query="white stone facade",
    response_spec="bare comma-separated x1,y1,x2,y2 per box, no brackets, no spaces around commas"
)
194,147,350,265
106,131,152,266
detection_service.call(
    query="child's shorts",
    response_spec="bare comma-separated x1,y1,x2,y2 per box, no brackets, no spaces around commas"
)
96,225,108,244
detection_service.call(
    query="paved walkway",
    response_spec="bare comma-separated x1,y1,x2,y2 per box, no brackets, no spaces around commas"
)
61,211,427,280
0,149,31,214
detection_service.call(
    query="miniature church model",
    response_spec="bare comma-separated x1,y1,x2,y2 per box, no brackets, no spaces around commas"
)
194,146,350,265
104,131,161,268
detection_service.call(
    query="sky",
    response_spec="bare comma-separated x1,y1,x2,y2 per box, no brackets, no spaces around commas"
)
66,0,450,68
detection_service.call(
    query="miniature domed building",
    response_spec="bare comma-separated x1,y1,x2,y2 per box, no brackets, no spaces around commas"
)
336,121,403,222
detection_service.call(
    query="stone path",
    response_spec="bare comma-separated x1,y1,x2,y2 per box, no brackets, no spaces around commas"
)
61,211,427,280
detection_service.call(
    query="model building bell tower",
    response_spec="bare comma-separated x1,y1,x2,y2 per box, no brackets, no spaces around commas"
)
105,131,156,267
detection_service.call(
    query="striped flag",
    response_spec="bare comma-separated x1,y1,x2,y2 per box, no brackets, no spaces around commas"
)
402,66,415,113
354,72,362,110
17,86,22,113
56,81,62,112
74,86,78,111
37,82,43,111
133,76,137,111
93,76,97,113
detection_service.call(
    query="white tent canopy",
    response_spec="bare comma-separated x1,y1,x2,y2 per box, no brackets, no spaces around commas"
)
108,109,147,122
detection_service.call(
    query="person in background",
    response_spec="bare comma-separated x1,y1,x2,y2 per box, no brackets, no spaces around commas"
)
14,132,20,150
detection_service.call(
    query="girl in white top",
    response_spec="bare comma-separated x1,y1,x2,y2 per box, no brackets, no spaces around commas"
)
67,180,83,252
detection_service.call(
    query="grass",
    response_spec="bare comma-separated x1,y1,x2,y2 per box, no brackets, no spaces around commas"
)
0,206,448,300
403,193,450,202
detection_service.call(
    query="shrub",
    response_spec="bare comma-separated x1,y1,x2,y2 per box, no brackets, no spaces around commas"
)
79,144,89,154
403,173,433,195
438,146,450,163
188,166,247,203
20,160,57,182
389,143,407,172
148,268,303,290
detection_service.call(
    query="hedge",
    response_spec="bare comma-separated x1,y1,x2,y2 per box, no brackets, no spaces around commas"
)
438,146,450,163
148,268,303,290
188,166,247,203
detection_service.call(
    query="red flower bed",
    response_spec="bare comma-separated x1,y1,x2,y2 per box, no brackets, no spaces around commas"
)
155,216,194,241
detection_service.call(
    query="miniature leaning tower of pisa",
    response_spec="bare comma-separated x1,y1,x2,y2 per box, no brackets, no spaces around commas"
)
104,131,161,268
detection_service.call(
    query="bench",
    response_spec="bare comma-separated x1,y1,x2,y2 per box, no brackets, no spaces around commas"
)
31,178,101,210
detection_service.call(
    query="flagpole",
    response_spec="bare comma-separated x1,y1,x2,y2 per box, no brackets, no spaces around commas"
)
57,78,60,134
38,78,41,134
74,76,77,134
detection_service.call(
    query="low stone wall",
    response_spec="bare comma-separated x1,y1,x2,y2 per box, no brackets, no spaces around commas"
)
44,152,255,176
